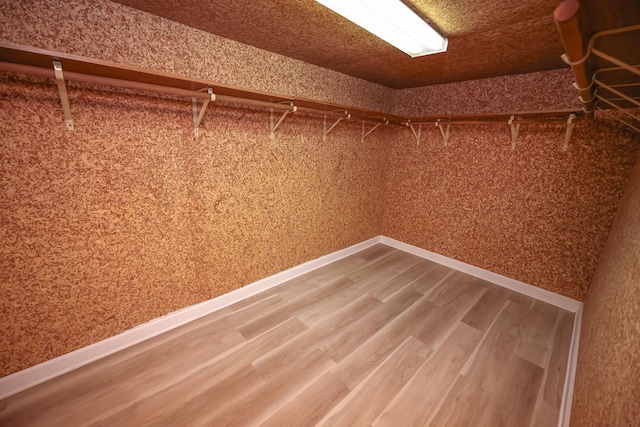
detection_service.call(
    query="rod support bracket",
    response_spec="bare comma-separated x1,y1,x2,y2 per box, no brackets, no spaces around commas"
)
509,115,520,149
322,111,347,141
192,87,215,137
52,60,74,130
406,120,422,144
436,121,450,146
270,103,295,139
361,118,387,142
563,113,575,151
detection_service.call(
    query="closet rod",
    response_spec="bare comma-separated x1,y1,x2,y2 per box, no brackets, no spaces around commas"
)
404,118,572,126
0,61,296,111
0,42,586,130
1,61,401,127
0,61,397,125
554,0,594,116
0,61,208,100
405,108,580,122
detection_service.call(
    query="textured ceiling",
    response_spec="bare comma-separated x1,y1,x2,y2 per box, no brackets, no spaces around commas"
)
112,0,635,89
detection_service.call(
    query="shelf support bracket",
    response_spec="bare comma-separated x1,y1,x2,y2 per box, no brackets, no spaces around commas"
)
605,113,640,133
270,104,296,139
361,119,388,142
596,95,640,132
406,121,422,144
509,115,520,149
436,121,450,146
563,113,575,151
192,87,215,137
323,112,349,141
595,79,640,108
52,60,74,130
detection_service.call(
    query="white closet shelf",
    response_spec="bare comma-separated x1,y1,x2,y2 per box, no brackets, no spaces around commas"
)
555,0,640,133
0,41,583,142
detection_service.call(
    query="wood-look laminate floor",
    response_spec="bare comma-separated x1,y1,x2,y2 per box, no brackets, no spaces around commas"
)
0,244,574,426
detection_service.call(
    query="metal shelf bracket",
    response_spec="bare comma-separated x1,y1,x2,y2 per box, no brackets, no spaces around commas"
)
52,60,74,130
192,87,215,137
361,119,388,142
436,121,450,146
323,111,349,141
406,121,422,144
270,104,296,139
509,115,520,149
563,113,575,151
596,95,640,132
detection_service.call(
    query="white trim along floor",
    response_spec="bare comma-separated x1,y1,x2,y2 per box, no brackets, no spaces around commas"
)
0,236,582,427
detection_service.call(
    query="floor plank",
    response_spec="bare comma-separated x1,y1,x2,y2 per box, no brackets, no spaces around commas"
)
514,300,561,368
260,372,349,427
369,258,437,301
238,276,354,339
410,263,454,294
530,399,561,427
203,349,334,427
318,287,423,363
252,296,380,383
97,364,265,427
0,244,574,427
544,310,574,408
374,322,483,426
487,353,545,425
318,337,431,427
461,284,509,331
142,317,307,426
413,281,485,349
331,295,436,390
428,373,492,426
9,321,247,426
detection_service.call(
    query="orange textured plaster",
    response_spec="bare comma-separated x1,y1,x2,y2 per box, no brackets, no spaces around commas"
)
0,77,384,376
0,0,394,113
392,69,581,116
1,0,639,381
0,0,391,377
381,121,639,301
570,155,640,426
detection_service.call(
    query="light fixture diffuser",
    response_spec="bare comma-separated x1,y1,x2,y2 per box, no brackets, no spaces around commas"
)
315,0,448,57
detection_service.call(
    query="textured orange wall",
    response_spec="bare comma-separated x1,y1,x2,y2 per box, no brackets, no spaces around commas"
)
384,72,639,301
2,0,639,381
570,155,640,426
0,75,385,376
0,0,394,112
392,68,580,116
0,0,392,377
381,120,639,300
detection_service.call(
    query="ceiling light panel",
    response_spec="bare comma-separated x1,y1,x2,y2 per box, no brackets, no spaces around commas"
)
315,0,448,57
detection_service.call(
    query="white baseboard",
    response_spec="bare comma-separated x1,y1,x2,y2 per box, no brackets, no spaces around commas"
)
378,236,582,426
559,304,582,427
379,236,583,313
1,234,582,426
0,236,380,400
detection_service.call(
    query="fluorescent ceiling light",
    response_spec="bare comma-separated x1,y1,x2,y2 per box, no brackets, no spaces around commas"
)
315,0,448,57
